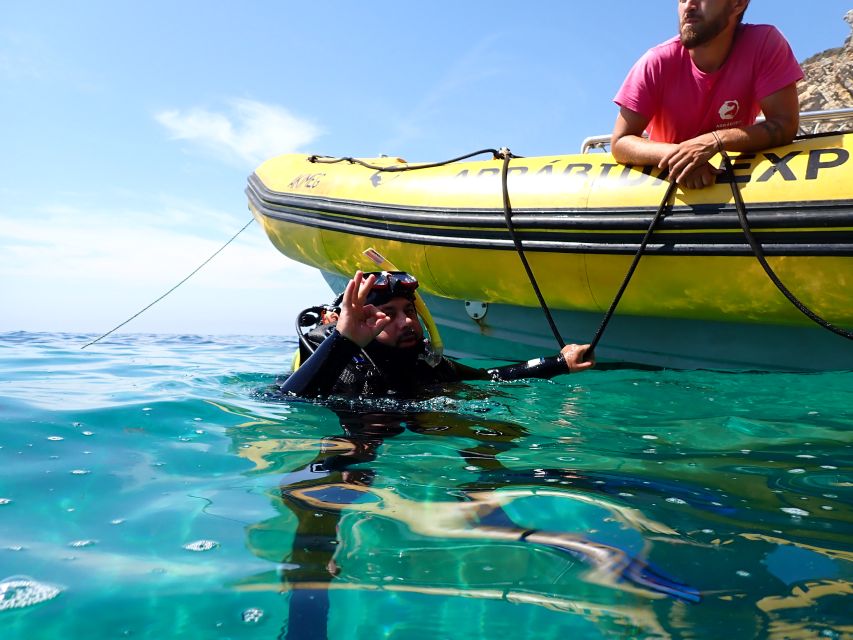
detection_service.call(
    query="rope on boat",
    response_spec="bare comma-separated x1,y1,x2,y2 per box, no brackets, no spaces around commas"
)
310,143,853,358
311,148,567,350
721,151,853,341
588,179,678,353
81,218,256,349
588,154,853,350
308,149,504,171
498,150,566,348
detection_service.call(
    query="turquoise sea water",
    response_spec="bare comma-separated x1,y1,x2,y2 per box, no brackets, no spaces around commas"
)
0,331,851,639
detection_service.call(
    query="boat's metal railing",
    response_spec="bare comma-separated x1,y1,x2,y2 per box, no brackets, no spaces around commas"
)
580,107,853,153
795,106,853,133
580,134,617,154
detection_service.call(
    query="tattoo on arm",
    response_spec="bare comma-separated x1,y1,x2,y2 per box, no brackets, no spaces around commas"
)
759,120,786,147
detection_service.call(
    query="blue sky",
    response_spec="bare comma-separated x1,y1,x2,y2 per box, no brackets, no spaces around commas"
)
2,1,851,335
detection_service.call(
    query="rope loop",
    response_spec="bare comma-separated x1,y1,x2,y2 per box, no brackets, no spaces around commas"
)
588,179,677,352
301,146,563,349
301,145,853,357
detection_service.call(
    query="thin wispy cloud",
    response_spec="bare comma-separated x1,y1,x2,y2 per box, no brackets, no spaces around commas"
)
0,195,326,333
0,199,308,289
155,99,323,167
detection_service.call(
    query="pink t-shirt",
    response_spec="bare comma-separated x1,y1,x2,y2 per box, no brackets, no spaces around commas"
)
614,24,803,143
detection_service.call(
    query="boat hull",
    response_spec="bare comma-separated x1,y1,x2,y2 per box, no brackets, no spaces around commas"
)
247,134,853,370
314,272,851,371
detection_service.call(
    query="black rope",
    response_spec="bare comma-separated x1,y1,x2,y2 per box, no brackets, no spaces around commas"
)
309,148,502,171
588,179,678,352
721,152,853,340
284,143,853,360
81,218,256,349
310,147,567,349
499,150,565,348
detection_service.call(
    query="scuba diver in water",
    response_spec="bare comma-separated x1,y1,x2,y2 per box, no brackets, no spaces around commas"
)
258,274,702,638
280,270,595,398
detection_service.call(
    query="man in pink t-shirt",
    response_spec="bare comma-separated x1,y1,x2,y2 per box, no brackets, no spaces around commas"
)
611,0,803,189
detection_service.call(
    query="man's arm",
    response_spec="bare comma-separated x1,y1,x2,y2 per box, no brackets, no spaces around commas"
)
657,83,800,187
615,83,800,189
484,344,595,382
611,106,675,167
279,328,362,397
712,83,800,152
612,106,721,189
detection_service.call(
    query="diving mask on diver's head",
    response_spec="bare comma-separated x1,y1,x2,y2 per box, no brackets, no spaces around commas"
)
364,271,419,306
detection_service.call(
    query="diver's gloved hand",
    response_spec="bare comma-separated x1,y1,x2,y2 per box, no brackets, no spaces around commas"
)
561,343,595,373
336,271,392,347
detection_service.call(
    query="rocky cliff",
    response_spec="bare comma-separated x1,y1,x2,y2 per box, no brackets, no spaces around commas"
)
797,9,853,131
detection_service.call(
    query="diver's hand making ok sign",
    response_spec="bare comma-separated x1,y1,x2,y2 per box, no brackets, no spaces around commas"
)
335,271,392,347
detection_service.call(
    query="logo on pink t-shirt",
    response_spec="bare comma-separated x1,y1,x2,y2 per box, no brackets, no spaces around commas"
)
719,100,740,121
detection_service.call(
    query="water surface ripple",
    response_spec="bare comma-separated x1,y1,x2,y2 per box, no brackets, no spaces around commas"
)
0,332,850,639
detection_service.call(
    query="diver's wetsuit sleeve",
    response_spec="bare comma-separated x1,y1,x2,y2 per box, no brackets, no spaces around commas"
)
279,329,361,397
446,355,569,382
484,355,569,381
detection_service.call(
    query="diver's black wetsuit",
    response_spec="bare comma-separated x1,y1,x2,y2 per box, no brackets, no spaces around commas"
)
280,327,571,398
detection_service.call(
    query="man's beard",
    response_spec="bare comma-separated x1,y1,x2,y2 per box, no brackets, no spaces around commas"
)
366,337,424,364
680,5,732,49
394,328,421,348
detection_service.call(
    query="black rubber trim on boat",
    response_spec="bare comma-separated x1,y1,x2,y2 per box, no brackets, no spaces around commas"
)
247,185,853,257
247,174,853,232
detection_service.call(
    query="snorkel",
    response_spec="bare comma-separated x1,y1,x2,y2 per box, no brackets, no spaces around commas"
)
363,248,444,367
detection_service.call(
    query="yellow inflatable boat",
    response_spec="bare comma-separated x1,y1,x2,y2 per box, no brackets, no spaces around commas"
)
247,125,853,371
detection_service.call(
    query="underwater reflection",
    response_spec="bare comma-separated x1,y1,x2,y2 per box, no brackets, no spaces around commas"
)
235,406,703,639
